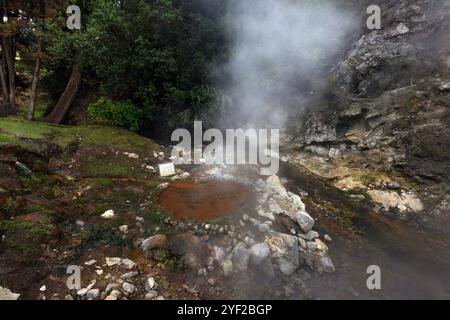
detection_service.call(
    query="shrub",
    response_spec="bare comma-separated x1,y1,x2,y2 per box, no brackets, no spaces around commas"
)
88,97,142,131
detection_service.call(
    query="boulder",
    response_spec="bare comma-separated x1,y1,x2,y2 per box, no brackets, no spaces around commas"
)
0,286,20,300
265,232,299,276
249,243,270,265
141,234,169,252
232,242,251,271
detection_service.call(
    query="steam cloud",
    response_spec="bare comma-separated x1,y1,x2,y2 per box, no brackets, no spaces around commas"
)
220,0,356,127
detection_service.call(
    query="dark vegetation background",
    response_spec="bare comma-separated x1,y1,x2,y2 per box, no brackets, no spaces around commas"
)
0,0,370,137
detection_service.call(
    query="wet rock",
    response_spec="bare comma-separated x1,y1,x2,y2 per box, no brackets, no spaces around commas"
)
141,234,168,252
169,233,208,270
249,243,270,265
222,260,233,277
304,230,319,241
291,210,315,233
318,255,335,273
212,246,226,264
265,232,299,276
258,223,271,234
232,242,251,271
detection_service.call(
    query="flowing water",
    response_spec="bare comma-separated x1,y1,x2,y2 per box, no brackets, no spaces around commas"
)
281,162,450,299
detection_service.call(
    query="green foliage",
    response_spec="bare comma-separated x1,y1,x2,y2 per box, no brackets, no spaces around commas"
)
88,97,142,131
42,0,228,131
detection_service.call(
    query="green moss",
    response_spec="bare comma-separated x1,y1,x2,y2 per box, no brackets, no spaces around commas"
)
87,224,130,247
0,217,56,238
0,118,158,153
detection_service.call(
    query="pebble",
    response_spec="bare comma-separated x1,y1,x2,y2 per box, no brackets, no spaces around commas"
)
110,289,122,299
84,259,97,266
122,282,136,294
207,278,216,286
146,277,156,291
101,209,115,219
86,289,100,299
106,257,122,267
145,291,158,300
121,259,137,270
121,271,139,279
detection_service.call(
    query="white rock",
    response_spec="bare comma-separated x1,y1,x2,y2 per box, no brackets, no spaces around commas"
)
179,172,191,179
124,152,139,159
145,277,156,291
395,23,410,34
118,225,128,233
0,286,20,300
121,271,139,279
86,289,100,299
122,282,136,294
101,210,115,219
110,289,122,299
39,285,46,292
77,288,88,296
265,232,299,276
157,182,169,190
121,259,137,270
105,257,122,267
84,259,97,266
145,291,158,300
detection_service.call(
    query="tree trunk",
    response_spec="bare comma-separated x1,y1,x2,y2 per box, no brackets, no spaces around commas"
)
27,39,41,120
2,36,15,110
0,50,8,104
44,54,81,124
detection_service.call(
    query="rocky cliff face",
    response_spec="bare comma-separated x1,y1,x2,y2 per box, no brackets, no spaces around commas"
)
288,0,450,227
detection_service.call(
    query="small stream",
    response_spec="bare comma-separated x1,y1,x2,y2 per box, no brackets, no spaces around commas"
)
281,162,450,299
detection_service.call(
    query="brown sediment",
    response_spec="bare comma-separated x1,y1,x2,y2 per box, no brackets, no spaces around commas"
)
157,180,249,221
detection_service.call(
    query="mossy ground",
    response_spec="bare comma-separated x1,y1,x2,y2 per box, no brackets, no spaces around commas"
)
0,117,177,298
